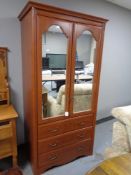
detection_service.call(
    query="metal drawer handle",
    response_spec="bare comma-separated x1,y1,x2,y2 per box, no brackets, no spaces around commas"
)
77,147,84,151
79,122,85,126
78,134,85,138
49,129,59,133
49,143,57,147
49,155,57,161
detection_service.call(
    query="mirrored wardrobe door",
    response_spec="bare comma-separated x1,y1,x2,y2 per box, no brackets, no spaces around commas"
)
71,24,99,114
37,16,73,122
42,25,68,118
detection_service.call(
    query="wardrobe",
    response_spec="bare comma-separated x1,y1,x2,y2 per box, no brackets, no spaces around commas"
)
19,1,107,175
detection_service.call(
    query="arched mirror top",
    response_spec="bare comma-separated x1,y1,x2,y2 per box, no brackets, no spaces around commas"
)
81,30,97,46
76,26,100,41
45,24,69,38
76,30,97,65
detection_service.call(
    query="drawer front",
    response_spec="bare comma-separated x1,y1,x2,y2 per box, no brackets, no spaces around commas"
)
71,115,93,131
38,127,93,154
0,123,12,141
38,139,92,169
38,122,64,139
38,115,93,139
0,139,12,158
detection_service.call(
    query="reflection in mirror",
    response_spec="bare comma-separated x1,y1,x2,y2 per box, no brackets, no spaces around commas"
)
42,25,68,118
73,30,96,113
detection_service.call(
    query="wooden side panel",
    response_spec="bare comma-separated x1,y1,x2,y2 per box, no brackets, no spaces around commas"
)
20,9,38,175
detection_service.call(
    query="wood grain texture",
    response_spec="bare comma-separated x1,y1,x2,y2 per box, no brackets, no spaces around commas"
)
0,105,18,121
19,1,107,174
86,153,131,175
0,123,12,140
0,105,18,167
38,139,92,173
0,48,9,105
38,115,93,139
38,127,93,154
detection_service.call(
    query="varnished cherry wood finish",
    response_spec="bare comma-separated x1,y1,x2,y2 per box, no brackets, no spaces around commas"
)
38,127,93,154
0,105,18,167
19,1,107,174
38,139,92,172
86,153,131,175
20,9,38,175
38,115,93,139
18,1,107,26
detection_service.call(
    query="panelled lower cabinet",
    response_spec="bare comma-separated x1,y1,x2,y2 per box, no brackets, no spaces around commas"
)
19,1,107,175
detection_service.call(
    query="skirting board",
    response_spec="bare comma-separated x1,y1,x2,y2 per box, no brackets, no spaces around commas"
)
96,116,114,125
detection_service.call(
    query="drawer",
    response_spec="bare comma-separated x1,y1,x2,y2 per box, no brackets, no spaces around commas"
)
0,139,12,158
38,122,65,139
38,115,93,139
38,139,92,169
0,123,12,141
70,115,93,131
38,127,93,154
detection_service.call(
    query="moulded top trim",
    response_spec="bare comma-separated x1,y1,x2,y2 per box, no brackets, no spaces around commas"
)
18,1,108,24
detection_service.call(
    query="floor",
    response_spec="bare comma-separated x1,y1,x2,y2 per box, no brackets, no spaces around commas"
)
0,119,115,175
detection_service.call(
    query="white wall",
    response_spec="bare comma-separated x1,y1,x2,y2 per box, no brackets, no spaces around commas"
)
1,0,131,143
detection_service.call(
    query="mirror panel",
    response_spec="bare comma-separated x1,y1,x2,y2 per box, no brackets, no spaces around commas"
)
73,30,96,113
41,25,68,118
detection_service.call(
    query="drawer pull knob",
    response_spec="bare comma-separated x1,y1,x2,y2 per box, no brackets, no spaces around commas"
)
49,129,58,133
49,155,57,161
49,143,57,147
